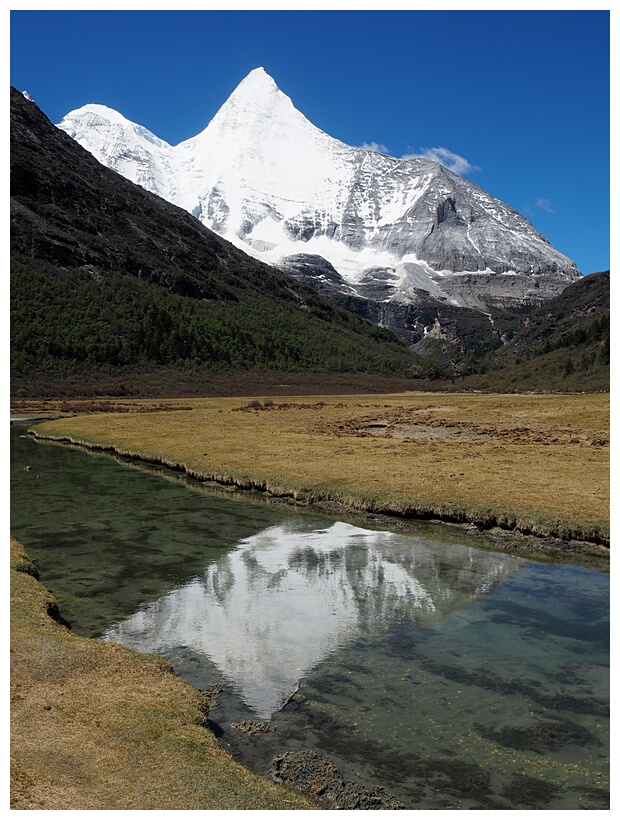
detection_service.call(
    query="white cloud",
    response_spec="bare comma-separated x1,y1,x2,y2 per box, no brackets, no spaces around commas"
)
535,197,555,213
358,141,389,154
402,146,480,176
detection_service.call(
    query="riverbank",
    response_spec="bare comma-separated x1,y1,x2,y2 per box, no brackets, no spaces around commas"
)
24,391,610,553
9,538,317,809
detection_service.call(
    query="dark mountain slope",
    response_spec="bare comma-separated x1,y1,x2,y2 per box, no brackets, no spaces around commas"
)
11,86,304,303
500,269,609,353
10,88,432,397
456,270,610,392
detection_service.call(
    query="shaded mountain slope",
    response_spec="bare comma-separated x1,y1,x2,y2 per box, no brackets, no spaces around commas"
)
500,270,610,353
10,87,432,397
456,270,610,392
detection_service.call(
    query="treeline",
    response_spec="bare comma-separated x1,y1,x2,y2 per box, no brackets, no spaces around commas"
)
11,262,423,378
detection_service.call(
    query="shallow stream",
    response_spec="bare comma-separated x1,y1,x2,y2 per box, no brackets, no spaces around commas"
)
10,424,609,809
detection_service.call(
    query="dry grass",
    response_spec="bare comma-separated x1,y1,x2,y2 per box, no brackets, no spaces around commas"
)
10,538,317,810
27,391,610,546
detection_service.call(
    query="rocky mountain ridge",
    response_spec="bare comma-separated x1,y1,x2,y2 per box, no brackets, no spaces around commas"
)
57,67,581,318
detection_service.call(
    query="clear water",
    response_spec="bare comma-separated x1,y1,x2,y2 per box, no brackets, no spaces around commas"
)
10,424,609,809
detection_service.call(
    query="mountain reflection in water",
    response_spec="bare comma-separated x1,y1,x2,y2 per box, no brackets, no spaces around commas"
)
104,520,525,717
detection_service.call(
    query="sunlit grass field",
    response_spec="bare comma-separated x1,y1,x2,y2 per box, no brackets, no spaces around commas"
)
25,391,609,546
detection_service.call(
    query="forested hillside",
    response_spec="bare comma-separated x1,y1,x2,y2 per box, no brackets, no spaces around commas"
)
10,87,431,397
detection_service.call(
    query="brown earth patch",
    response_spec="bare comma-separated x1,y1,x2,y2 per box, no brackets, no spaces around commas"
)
319,409,609,448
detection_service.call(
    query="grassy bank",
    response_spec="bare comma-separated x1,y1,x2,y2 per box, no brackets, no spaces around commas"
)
9,538,316,809
25,391,609,548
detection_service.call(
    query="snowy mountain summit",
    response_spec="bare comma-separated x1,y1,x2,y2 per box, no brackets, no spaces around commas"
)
58,67,581,311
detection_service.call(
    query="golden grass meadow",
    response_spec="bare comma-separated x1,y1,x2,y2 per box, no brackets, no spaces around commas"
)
25,391,610,546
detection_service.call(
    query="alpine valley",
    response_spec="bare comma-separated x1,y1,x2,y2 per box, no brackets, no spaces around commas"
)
10,69,609,397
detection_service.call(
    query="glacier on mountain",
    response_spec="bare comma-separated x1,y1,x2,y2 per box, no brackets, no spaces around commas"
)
57,67,581,311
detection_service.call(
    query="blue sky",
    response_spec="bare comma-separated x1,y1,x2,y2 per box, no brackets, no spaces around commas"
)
9,6,611,276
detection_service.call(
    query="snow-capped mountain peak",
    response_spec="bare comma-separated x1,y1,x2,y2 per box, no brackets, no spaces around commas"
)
58,103,173,197
57,67,581,310
208,65,293,124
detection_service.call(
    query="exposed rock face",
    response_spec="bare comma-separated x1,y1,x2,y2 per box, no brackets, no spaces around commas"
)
277,253,528,359
57,67,581,320
436,270,572,311
276,254,356,298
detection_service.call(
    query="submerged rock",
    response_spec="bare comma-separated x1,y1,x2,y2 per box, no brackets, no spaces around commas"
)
475,717,599,753
231,720,276,736
271,749,407,809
